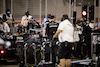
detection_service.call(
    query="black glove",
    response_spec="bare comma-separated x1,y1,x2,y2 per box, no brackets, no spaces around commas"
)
52,37,56,41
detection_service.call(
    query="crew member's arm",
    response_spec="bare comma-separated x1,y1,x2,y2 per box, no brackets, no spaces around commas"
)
6,24,10,33
16,32,24,36
4,23,10,36
19,32,24,35
53,29,62,38
46,24,49,36
21,16,24,26
16,32,19,36
98,26,100,29
95,26,100,30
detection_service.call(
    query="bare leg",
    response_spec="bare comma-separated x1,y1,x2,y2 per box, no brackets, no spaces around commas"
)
66,59,71,67
60,59,66,67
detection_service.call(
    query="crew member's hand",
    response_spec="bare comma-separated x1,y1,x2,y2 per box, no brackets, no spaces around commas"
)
4,33,8,36
98,26,100,29
16,33,19,36
19,32,24,35
25,30,27,33
95,26,100,30
52,36,56,41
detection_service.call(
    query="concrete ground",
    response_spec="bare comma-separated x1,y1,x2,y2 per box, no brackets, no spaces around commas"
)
0,60,19,67
0,64,18,67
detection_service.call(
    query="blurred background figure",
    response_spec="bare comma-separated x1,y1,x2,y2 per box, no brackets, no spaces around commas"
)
95,22,100,30
21,11,32,27
16,23,25,36
0,18,4,35
80,17,84,22
0,18,10,36
3,9,14,27
42,14,51,37
76,20,83,35
42,14,51,23
86,18,94,30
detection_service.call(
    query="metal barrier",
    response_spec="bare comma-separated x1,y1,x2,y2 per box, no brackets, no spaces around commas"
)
91,32,100,67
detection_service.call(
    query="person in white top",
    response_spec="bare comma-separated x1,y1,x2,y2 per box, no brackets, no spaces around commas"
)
3,9,14,27
0,18,10,36
3,23,10,33
89,22,94,29
42,14,51,37
58,19,74,42
53,14,74,67
21,11,32,27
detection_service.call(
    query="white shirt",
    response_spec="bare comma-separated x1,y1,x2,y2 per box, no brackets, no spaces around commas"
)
76,25,82,34
21,15,32,26
89,23,94,29
3,23,10,33
6,14,13,20
43,18,50,23
58,19,74,42
42,18,51,29
0,24,4,31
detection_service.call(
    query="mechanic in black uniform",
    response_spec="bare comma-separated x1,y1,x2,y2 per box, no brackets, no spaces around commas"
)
46,15,59,40
46,15,59,65
80,18,92,58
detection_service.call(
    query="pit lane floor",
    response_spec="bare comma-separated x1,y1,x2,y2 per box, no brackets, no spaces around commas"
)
0,60,18,67
0,64,18,67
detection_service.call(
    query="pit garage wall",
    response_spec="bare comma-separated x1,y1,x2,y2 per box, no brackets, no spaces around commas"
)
0,0,100,23
0,0,3,12
76,6,82,20
0,0,81,22
47,0,69,21
98,0,100,22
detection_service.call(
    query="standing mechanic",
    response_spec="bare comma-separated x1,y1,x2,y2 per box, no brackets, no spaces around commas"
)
46,15,59,40
53,14,74,67
3,9,14,27
46,15,59,65
21,11,32,27
42,14,51,37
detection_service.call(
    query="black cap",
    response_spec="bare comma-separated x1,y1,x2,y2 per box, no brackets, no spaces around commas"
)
47,14,51,16
51,15,55,19
25,11,30,15
62,14,69,20
6,9,10,13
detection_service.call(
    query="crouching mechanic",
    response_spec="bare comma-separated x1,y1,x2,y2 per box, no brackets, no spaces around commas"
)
16,23,25,36
53,14,74,67
0,18,10,36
